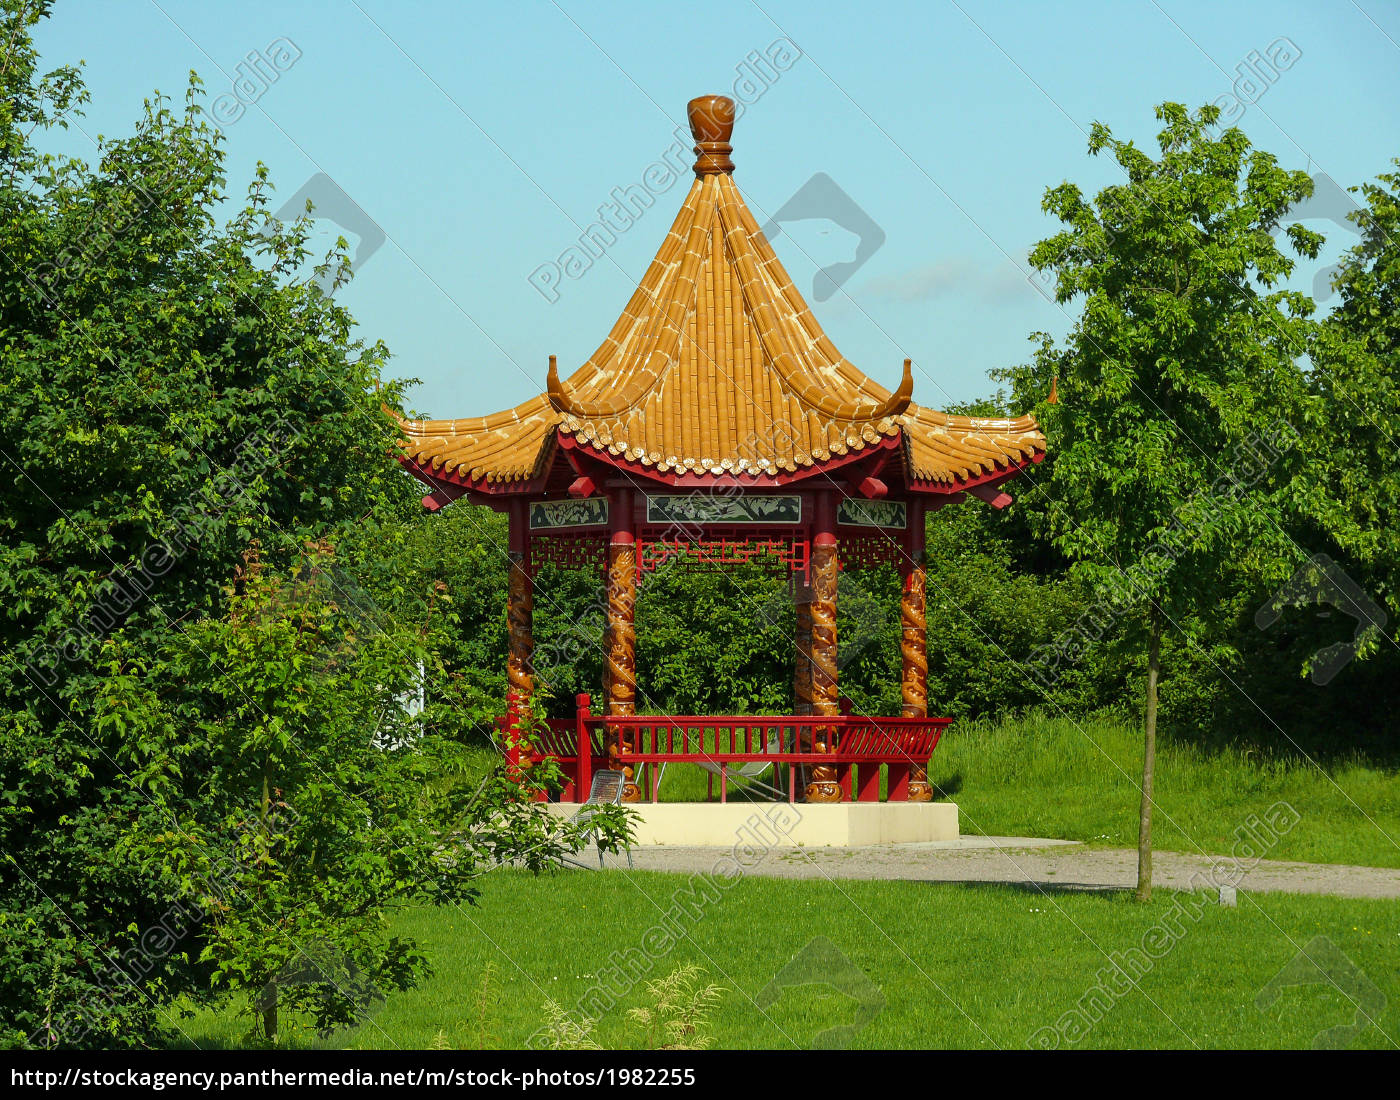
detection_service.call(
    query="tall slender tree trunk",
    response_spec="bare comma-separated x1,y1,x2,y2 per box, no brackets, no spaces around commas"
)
1137,606,1162,902
259,772,279,1043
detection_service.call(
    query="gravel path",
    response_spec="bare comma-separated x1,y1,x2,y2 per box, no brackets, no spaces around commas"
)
601,837,1400,900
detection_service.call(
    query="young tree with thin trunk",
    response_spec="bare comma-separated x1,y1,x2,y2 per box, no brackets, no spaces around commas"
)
1029,103,1317,900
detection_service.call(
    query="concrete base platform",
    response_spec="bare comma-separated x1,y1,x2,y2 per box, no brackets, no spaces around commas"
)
548,800,959,847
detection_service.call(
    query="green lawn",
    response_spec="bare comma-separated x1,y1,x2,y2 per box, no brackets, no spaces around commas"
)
589,712,1400,868
176,870,1400,1050
927,713,1400,868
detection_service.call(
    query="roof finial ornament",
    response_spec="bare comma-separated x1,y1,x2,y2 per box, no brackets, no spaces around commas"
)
689,95,735,176
546,354,571,413
876,358,914,418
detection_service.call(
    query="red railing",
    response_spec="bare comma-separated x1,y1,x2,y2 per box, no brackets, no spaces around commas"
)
506,693,949,803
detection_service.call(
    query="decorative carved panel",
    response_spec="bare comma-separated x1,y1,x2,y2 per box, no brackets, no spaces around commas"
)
838,499,907,529
529,497,609,530
645,493,801,526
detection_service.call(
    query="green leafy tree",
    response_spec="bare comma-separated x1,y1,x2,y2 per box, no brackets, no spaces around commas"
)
0,0,394,1040
1029,102,1317,899
1300,162,1400,650
0,5,621,1047
333,491,511,739
94,544,614,1045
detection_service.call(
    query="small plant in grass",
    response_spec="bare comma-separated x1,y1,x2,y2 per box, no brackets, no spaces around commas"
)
470,963,500,1050
539,1000,600,1050
626,965,726,1050
421,963,501,1050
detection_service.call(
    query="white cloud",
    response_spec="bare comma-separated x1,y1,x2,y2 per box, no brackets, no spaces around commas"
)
859,256,1031,305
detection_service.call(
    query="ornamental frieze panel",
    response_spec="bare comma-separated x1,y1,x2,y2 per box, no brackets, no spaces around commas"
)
529,497,609,529
645,494,802,525
837,499,907,529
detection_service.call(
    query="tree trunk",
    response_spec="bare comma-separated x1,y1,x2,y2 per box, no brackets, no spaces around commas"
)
1137,607,1162,903
262,995,278,1045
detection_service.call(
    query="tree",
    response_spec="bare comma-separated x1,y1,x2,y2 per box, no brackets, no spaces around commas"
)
1298,162,1400,657
1028,103,1317,900
0,0,394,1038
92,543,614,1045
0,4,620,1047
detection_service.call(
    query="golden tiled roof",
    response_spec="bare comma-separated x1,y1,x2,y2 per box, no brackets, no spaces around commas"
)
396,97,1043,489
902,406,1044,486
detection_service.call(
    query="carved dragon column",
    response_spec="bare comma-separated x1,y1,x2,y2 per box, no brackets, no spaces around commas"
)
902,499,933,802
506,500,534,780
805,495,842,803
605,488,641,802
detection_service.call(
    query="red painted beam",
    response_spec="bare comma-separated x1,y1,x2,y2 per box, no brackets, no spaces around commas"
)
968,483,1014,509
417,478,470,513
568,475,598,498
854,476,888,499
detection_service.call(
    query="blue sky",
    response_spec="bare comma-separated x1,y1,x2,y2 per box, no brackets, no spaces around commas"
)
33,0,1400,417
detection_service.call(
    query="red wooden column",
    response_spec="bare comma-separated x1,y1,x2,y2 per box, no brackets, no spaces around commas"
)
804,492,842,803
901,498,933,802
604,487,641,802
505,499,535,789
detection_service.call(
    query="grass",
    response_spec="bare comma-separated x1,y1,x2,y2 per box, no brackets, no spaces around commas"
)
170,713,1399,1050
175,870,1400,1050
927,713,1400,869
525,711,1400,868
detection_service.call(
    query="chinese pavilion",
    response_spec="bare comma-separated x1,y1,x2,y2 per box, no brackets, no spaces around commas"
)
396,95,1045,804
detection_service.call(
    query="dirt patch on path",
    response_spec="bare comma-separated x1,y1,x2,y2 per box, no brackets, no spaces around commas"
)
607,837,1400,899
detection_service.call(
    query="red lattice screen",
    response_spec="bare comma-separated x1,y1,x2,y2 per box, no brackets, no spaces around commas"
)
835,529,908,571
530,532,608,573
638,526,810,583
530,527,903,578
